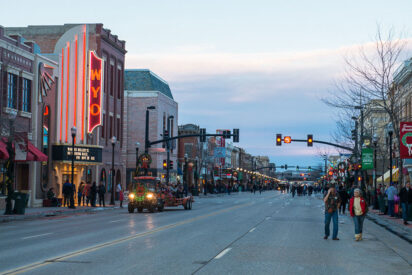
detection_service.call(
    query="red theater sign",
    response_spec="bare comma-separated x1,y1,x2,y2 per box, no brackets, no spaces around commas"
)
400,122,412,159
88,51,103,133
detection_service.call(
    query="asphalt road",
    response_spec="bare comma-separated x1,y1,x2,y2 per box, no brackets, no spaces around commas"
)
1,191,412,275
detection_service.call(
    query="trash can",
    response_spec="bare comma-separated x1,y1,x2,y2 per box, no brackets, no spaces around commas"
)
13,192,29,215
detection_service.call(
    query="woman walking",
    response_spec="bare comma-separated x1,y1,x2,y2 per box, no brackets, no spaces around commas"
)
349,188,368,241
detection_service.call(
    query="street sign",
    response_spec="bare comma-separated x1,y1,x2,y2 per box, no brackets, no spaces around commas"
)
400,122,412,159
361,148,373,170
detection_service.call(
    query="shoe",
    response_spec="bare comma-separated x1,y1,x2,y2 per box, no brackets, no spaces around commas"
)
355,234,359,241
332,238,339,240
323,236,328,240
359,233,362,241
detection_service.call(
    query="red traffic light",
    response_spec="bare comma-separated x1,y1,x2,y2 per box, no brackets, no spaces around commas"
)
284,136,291,144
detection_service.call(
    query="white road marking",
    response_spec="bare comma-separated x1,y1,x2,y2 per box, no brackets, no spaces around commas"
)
265,217,271,220
215,248,232,259
109,219,123,223
22,233,53,240
249,228,256,232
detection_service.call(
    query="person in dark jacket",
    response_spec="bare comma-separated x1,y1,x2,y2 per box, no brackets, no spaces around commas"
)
338,186,349,215
98,183,106,207
90,182,97,207
399,182,412,225
62,179,71,207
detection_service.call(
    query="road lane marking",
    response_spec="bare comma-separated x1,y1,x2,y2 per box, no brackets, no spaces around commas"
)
249,228,256,232
21,233,53,240
1,202,252,275
109,219,123,223
215,248,232,259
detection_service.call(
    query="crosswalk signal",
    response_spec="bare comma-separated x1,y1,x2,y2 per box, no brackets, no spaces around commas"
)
233,128,239,143
163,160,167,170
307,134,313,147
276,134,282,146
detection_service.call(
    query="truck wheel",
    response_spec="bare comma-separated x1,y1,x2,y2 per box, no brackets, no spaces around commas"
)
137,207,143,213
128,205,134,213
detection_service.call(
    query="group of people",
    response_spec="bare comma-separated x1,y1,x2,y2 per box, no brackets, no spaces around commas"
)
291,184,319,197
323,181,412,241
60,179,124,208
159,181,184,198
376,182,412,225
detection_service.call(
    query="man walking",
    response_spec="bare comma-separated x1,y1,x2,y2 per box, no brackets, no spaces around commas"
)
386,183,398,217
399,182,412,225
62,179,71,207
323,186,341,240
338,186,349,215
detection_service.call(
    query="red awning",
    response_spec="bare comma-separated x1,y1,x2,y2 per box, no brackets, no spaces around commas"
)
26,142,48,162
0,140,10,160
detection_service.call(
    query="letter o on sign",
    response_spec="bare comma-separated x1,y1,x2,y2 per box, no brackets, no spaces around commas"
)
90,104,100,116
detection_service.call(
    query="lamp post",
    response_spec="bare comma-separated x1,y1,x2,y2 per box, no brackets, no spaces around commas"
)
4,110,17,215
135,142,140,172
194,156,199,196
110,136,117,205
184,154,188,196
145,106,156,154
166,115,174,185
373,134,379,209
388,128,393,185
70,127,77,209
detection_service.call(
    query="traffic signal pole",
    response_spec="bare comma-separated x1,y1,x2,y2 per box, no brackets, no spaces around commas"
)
289,138,354,152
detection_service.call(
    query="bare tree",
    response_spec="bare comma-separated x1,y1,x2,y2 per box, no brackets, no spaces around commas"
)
323,25,411,186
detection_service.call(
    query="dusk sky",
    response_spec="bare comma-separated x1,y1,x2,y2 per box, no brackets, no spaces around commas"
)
2,0,412,168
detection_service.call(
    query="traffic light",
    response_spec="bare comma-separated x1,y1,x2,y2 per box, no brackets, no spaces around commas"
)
233,128,239,143
351,129,357,141
169,160,174,169
284,136,291,144
276,134,282,146
200,128,206,142
285,164,288,170
307,134,313,147
308,166,311,171
163,160,167,169
223,130,231,139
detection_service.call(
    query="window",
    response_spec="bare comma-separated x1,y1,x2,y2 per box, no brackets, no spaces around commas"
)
22,78,31,112
117,68,121,99
109,115,113,138
101,115,106,138
7,73,17,108
110,64,114,96
116,117,120,141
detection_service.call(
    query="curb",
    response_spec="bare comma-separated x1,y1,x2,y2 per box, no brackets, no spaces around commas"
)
366,212,412,244
0,206,118,223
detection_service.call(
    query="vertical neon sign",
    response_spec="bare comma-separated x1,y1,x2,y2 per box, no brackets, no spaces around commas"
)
88,51,103,133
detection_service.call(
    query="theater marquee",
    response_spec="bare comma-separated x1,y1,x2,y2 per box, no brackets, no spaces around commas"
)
88,51,104,133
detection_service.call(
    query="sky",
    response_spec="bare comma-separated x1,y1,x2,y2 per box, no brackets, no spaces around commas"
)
2,0,412,168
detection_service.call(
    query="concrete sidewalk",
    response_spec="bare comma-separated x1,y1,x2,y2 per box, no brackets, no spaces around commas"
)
0,204,122,223
367,207,412,244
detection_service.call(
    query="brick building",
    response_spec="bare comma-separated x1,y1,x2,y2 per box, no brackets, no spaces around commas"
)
123,69,178,187
5,24,126,202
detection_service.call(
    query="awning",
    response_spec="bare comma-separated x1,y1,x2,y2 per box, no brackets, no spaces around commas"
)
377,168,399,184
26,142,48,161
0,140,9,160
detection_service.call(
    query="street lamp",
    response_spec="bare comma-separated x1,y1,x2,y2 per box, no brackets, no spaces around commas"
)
373,134,379,209
110,136,117,205
145,106,156,154
388,127,394,185
166,115,174,185
70,127,77,209
184,153,188,196
4,110,17,215
135,142,140,176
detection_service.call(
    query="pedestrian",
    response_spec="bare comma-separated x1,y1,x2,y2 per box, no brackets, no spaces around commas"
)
323,186,341,240
386,183,398,217
349,188,368,241
77,182,84,206
90,181,97,207
69,181,76,209
119,189,124,208
116,182,121,201
98,182,106,207
399,181,412,225
84,182,91,206
62,179,71,207
338,186,349,215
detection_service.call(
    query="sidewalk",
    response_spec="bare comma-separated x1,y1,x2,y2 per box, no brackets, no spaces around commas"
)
0,204,121,223
367,207,412,244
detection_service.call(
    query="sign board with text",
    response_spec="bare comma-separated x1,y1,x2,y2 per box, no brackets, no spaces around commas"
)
361,148,374,170
88,51,104,133
52,144,102,163
400,122,412,159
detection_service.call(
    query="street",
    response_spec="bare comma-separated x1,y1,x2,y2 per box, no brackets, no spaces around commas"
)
1,191,412,275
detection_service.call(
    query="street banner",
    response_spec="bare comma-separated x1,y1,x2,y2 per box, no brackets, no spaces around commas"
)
361,148,373,170
400,122,412,159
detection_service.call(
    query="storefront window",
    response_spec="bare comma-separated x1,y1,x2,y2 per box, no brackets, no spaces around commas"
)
100,168,107,191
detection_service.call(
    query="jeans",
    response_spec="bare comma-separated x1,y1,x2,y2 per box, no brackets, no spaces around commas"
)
388,200,395,217
325,211,339,238
401,203,409,222
353,215,365,234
